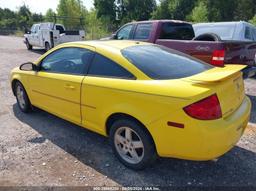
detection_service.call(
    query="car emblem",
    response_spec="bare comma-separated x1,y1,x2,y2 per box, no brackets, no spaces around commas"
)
196,46,210,51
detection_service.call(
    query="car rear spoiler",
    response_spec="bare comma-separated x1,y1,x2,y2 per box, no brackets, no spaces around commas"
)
184,65,246,83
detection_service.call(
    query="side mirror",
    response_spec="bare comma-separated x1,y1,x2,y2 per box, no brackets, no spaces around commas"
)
25,28,31,34
20,62,39,71
111,33,117,39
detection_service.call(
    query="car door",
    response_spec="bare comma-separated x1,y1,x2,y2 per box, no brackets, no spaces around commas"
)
81,53,135,134
28,46,95,124
33,24,40,46
28,25,36,45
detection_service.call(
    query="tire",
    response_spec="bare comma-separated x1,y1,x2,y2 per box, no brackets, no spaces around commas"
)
25,39,32,50
45,42,51,51
192,33,222,41
109,119,157,170
15,81,31,113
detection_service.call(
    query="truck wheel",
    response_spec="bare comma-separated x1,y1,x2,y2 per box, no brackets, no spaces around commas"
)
193,33,221,41
45,42,51,51
25,39,32,50
109,119,157,170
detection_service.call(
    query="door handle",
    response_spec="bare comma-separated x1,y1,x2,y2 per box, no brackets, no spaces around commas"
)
64,84,75,90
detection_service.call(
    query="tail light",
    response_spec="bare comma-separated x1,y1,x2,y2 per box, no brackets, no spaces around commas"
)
183,94,222,120
211,50,225,67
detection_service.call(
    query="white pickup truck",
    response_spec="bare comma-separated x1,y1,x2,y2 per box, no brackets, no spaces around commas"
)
24,22,85,51
193,21,256,41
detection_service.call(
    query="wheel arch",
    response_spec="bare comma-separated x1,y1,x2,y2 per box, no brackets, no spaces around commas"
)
45,41,50,47
11,78,22,96
105,112,156,149
11,76,29,96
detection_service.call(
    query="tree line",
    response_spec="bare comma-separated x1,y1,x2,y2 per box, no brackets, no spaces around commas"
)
0,0,256,38
152,0,256,23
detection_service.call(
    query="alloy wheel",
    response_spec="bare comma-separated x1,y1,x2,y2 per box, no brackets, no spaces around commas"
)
114,126,144,164
16,85,26,109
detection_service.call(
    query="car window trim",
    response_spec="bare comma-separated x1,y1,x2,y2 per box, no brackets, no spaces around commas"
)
86,52,136,80
37,70,87,76
38,47,136,80
39,46,95,76
86,74,137,80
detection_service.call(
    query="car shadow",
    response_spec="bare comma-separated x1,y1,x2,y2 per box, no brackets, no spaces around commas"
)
248,95,256,123
13,104,256,187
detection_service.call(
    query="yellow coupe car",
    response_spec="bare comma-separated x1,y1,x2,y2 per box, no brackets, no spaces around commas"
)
11,40,251,170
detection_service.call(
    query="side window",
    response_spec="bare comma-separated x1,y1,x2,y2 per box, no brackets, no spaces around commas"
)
88,53,135,79
245,26,253,40
31,25,35,33
134,23,152,40
35,25,39,33
116,24,133,40
40,47,94,75
253,29,256,41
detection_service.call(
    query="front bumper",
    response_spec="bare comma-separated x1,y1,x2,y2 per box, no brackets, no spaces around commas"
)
148,96,251,161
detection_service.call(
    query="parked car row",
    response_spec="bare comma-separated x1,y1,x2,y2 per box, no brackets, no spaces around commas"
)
24,20,256,78
106,20,256,78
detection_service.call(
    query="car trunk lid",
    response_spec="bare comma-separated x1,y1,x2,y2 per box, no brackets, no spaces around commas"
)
183,65,246,118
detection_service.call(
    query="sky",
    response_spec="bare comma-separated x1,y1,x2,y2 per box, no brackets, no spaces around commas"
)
0,0,94,14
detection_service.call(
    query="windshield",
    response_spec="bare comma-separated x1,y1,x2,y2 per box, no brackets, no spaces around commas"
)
121,45,212,80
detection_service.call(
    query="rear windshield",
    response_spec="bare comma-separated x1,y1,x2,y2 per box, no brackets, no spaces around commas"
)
121,45,212,80
159,22,195,40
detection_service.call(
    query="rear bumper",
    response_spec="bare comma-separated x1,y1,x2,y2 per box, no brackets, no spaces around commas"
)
149,96,251,160
195,96,251,160
242,66,256,78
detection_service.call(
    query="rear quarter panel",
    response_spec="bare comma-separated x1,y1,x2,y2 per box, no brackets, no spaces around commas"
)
81,75,214,137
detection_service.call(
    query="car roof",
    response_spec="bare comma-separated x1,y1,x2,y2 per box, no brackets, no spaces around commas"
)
64,40,151,50
193,21,255,27
129,19,191,24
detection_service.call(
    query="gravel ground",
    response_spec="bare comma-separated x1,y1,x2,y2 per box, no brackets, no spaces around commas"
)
0,35,256,188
